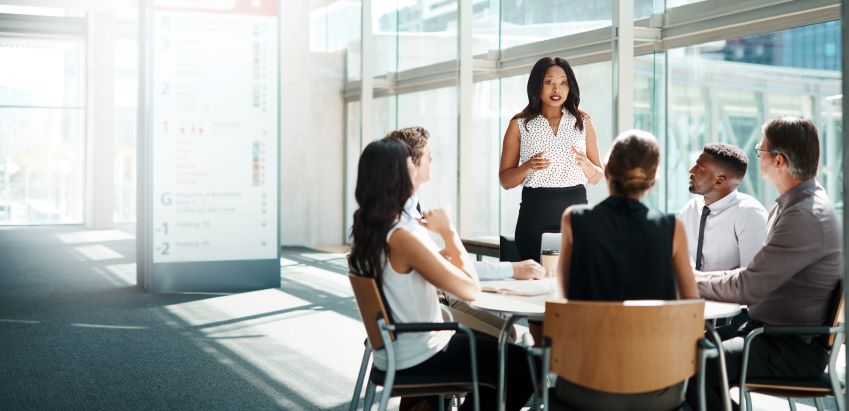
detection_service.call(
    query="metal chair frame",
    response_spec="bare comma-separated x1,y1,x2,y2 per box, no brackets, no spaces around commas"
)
348,273,481,411
538,300,720,411
738,283,845,411
738,324,845,411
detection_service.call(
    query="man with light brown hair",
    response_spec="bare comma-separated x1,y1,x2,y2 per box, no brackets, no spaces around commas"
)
386,126,544,337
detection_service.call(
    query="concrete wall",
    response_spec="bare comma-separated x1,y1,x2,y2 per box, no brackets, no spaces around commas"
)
280,2,345,246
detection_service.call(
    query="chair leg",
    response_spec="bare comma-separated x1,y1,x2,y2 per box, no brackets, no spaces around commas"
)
744,390,752,411
363,382,376,411
350,346,372,411
788,398,797,411
814,397,825,411
378,386,391,411
438,395,445,411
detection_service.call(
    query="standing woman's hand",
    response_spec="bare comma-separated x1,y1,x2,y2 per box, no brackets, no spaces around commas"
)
572,146,592,173
579,115,605,184
523,151,551,171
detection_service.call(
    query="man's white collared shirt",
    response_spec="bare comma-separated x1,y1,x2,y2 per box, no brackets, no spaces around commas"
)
679,190,768,271
402,195,512,280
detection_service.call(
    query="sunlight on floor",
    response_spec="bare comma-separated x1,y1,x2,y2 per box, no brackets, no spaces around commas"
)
104,263,137,286
279,257,299,267
298,252,348,262
284,264,354,299
55,230,135,244
162,277,367,409
73,244,125,261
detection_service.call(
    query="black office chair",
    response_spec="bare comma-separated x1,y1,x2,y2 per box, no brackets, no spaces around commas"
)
499,235,522,262
737,282,845,411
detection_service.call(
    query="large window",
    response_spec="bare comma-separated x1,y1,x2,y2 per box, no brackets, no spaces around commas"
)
398,86,458,222
663,21,842,213
114,25,139,223
343,1,843,241
0,37,85,224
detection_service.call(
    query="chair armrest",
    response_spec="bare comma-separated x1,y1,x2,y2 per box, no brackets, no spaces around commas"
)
698,337,719,358
762,325,843,336
389,322,463,333
739,323,846,398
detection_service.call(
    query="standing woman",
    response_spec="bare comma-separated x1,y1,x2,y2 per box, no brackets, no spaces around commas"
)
500,57,603,262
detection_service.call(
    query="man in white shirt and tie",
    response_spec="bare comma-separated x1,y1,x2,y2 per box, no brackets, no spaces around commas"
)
680,143,768,271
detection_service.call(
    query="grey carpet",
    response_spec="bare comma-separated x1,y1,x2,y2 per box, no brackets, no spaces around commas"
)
0,226,838,411
0,226,370,410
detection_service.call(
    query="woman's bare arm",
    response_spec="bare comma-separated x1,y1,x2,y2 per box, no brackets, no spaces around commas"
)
499,119,548,189
557,208,574,298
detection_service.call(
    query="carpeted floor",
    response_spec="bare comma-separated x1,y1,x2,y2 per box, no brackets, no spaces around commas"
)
0,226,839,410
0,225,371,410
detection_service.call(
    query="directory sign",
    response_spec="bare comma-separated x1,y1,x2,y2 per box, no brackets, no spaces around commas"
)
139,0,279,292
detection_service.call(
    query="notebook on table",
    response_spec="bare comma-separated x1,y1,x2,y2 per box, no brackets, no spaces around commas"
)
481,279,554,297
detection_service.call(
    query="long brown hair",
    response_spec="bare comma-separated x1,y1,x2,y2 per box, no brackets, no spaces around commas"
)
512,56,584,131
348,139,414,283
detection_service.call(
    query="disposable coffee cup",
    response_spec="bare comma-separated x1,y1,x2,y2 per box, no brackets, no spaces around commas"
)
541,249,559,278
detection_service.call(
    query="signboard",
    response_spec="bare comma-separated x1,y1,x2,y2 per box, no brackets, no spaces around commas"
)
138,0,280,292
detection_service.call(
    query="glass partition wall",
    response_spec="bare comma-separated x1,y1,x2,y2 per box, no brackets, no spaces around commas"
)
0,37,86,224
327,0,842,241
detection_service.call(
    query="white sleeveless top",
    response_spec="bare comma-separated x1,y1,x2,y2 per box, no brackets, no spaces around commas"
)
372,223,454,371
518,108,588,188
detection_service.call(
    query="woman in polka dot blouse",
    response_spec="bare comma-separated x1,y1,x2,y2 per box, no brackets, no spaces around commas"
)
499,56,603,262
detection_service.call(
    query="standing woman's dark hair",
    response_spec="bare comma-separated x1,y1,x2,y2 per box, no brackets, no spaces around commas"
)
348,138,414,283
513,57,585,131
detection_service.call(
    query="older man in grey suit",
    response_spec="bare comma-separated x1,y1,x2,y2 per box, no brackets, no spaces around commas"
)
687,117,843,410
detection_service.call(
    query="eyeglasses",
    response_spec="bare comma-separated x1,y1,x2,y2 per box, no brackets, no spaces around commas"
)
754,143,775,158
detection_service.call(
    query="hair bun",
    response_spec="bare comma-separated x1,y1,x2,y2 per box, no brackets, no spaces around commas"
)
624,168,647,181
621,168,652,192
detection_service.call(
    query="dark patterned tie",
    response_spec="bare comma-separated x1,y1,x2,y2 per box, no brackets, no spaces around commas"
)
695,206,711,271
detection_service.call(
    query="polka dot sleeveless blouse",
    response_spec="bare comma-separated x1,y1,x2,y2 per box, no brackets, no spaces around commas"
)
518,109,588,188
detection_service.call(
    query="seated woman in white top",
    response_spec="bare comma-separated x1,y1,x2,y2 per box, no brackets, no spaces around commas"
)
348,138,535,411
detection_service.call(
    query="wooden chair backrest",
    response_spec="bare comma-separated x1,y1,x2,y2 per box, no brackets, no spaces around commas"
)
349,273,394,350
827,281,844,348
544,299,705,394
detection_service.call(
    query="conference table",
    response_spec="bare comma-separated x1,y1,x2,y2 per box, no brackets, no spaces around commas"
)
471,278,741,411
471,279,742,321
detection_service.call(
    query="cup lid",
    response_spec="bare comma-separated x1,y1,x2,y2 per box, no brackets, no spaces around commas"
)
541,249,559,255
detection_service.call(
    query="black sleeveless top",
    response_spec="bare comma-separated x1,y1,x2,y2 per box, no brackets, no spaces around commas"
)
566,196,677,301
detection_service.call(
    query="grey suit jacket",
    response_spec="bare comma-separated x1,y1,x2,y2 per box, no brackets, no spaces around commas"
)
697,179,842,326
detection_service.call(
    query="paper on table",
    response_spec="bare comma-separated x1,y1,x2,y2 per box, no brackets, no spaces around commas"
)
481,279,554,297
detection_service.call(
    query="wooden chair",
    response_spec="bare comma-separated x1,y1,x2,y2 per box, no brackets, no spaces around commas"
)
737,282,845,411
347,273,482,411
542,299,716,411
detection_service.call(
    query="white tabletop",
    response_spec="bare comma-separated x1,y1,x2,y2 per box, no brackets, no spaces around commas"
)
470,279,742,321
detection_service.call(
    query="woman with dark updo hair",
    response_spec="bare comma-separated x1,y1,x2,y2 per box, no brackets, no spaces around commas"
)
552,130,698,409
557,130,697,301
